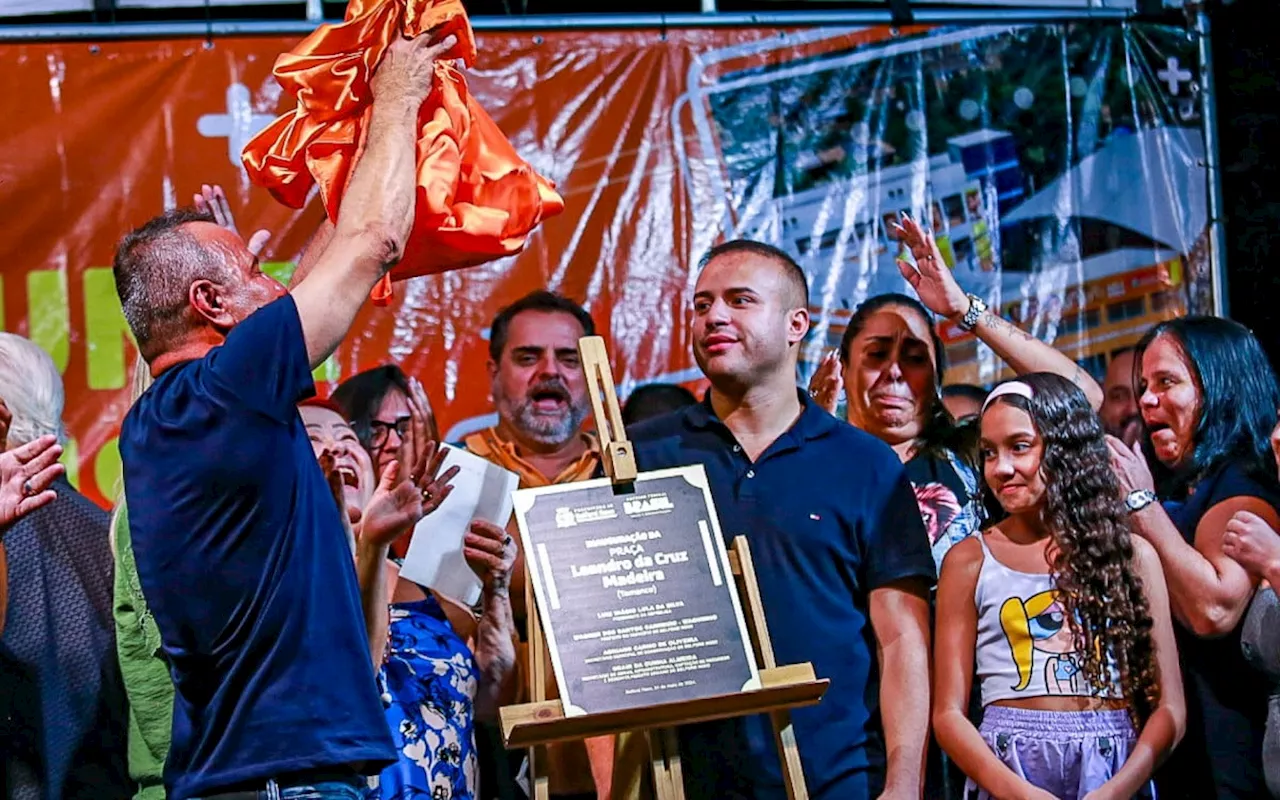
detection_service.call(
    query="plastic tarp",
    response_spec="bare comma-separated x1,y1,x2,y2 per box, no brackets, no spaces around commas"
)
0,21,1209,506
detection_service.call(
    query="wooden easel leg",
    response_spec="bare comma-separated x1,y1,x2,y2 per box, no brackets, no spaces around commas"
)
530,744,551,800
770,710,808,800
528,564,551,800
732,537,811,800
646,728,685,800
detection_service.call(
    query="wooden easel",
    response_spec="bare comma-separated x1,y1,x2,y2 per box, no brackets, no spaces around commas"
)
498,336,829,800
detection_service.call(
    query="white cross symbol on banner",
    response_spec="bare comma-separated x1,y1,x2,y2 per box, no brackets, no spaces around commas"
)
197,83,280,170
1157,57,1193,96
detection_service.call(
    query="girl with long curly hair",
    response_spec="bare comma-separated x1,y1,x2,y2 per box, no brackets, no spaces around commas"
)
933,373,1185,799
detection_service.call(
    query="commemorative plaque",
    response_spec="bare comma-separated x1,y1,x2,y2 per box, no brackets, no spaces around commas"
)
512,464,761,716
501,336,826,800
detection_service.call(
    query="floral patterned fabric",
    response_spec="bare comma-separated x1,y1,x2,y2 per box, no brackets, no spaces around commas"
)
367,597,479,800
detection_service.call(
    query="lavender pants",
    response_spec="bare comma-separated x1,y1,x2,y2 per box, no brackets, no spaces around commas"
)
965,706,1156,799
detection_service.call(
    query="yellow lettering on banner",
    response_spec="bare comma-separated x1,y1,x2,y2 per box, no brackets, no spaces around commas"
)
96,436,122,500
84,267,135,390
28,269,70,372
313,354,339,383
59,436,79,489
262,261,295,285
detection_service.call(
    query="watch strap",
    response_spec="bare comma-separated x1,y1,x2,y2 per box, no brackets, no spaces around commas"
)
958,293,986,332
1125,489,1158,513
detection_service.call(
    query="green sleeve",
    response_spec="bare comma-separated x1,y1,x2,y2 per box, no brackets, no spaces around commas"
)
112,502,174,798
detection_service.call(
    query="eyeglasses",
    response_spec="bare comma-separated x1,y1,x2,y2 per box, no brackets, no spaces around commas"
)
369,416,411,446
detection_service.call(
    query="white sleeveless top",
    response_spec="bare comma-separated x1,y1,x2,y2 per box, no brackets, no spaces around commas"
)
973,533,1124,706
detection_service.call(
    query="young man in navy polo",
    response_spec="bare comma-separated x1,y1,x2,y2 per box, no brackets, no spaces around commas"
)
112,31,459,800
629,241,936,799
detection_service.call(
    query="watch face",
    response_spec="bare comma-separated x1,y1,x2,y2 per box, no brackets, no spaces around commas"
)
1127,491,1152,509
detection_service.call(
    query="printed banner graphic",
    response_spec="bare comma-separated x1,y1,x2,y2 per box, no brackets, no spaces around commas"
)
1,22,1207,506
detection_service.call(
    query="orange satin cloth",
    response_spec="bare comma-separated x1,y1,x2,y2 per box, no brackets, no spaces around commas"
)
242,0,564,303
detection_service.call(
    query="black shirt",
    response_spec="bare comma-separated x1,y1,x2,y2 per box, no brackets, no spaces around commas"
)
629,393,936,799
1158,461,1277,800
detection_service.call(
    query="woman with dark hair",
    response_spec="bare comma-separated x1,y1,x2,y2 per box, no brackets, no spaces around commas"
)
809,215,1103,569
934,374,1184,799
1108,315,1280,799
333,364,438,474
332,365,440,559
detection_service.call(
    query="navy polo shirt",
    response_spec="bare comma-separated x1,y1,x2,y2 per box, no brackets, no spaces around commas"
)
628,393,935,800
120,295,395,799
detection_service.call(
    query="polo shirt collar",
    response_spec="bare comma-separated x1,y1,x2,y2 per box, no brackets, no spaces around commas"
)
682,388,839,443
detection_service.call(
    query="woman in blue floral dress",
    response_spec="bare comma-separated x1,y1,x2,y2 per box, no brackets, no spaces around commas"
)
298,396,518,800
374,597,481,800
369,555,517,800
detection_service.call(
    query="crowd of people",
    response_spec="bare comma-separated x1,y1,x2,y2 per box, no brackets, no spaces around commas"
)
3,25,1280,800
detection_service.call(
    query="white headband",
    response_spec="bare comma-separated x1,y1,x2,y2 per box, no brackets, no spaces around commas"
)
982,380,1034,413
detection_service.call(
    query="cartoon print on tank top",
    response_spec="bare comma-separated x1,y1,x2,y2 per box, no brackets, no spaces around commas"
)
1001,589,1085,695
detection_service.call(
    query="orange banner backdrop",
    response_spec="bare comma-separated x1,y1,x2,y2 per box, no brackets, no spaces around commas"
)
4,27,794,507
2,22,1210,508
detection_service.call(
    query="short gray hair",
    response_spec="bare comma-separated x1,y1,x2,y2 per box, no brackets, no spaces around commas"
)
113,207,228,362
0,333,65,446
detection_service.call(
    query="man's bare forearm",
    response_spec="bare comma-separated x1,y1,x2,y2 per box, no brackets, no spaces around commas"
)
871,582,932,798
881,638,930,795
330,96,420,267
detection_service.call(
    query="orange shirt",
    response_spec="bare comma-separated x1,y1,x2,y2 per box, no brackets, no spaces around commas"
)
463,427,601,489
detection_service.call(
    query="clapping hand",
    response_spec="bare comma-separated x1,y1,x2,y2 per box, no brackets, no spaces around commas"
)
806,351,843,414
892,213,968,319
0,432,65,531
361,461,426,547
193,184,271,256
318,448,360,528
362,443,460,547
397,378,459,517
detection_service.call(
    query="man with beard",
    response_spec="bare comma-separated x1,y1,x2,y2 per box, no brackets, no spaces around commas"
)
463,290,613,800
628,241,935,799
464,290,599,618
1100,347,1142,447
